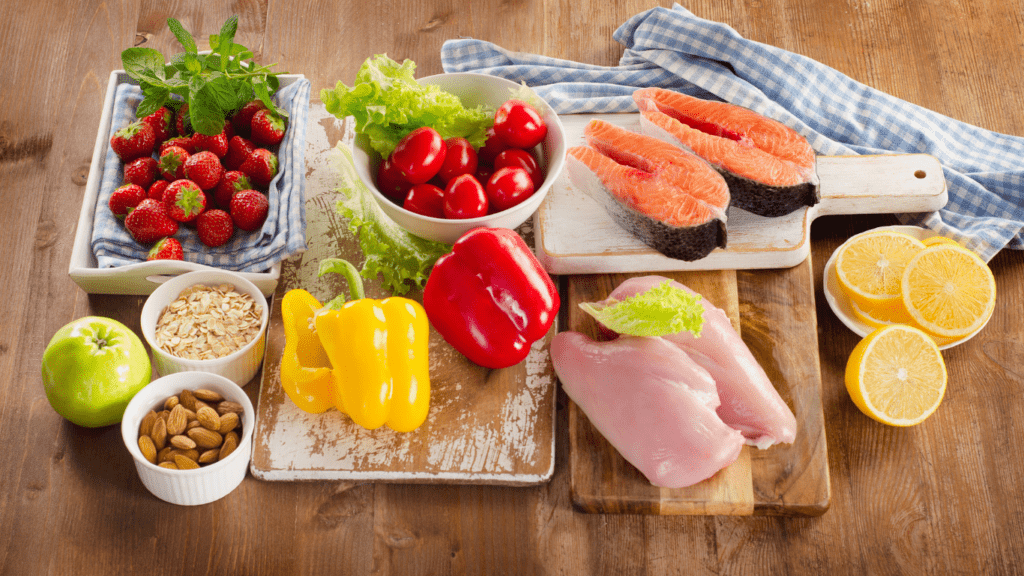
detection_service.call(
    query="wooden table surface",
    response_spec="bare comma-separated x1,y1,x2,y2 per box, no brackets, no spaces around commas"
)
3,1,1024,574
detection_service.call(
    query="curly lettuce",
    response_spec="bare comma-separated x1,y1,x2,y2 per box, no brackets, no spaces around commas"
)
321,54,494,157
332,143,451,295
579,280,705,337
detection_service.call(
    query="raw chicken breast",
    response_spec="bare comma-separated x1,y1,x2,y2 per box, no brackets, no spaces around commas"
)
551,332,745,489
604,276,797,448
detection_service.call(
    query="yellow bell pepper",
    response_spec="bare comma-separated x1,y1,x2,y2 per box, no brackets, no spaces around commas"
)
280,258,431,432
280,289,335,414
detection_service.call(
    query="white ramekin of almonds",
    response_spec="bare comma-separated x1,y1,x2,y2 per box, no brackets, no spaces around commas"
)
141,270,269,387
120,371,255,505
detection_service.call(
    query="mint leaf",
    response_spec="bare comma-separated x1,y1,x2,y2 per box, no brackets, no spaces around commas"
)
217,15,238,71
189,85,226,135
167,18,197,53
137,85,170,117
578,280,705,337
122,47,165,82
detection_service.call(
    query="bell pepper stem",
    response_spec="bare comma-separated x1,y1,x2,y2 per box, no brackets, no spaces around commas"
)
317,258,366,308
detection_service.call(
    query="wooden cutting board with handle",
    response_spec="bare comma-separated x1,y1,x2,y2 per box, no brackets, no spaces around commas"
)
536,113,948,274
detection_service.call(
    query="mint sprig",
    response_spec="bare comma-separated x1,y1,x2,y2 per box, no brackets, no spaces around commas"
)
121,15,287,135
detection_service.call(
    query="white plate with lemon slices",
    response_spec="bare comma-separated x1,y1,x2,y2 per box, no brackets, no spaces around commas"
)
823,225,995,350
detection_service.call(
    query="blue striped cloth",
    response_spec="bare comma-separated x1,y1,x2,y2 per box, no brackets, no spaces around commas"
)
92,77,310,272
442,4,1024,262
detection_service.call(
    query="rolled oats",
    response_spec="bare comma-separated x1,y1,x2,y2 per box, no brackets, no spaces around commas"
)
154,283,263,360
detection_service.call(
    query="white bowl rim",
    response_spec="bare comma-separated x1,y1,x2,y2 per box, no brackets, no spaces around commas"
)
140,269,270,366
354,72,567,227
822,224,989,350
121,371,255,475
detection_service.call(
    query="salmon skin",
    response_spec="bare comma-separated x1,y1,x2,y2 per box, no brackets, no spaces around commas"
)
634,87,819,218
566,119,730,262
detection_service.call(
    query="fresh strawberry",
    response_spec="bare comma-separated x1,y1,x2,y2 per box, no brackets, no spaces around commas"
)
108,184,147,218
239,148,278,188
147,237,183,261
147,179,169,201
224,135,255,171
110,121,156,162
160,136,195,155
250,109,286,146
196,209,235,247
140,106,176,145
123,156,158,188
158,146,190,181
231,100,267,138
184,150,224,190
175,103,193,136
162,179,207,223
214,171,253,209
192,130,229,158
230,189,269,231
124,199,178,243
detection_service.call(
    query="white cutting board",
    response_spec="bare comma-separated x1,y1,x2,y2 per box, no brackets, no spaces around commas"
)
534,113,948,274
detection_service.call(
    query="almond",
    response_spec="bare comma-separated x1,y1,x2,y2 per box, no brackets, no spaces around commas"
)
166,404,187,435
194,400,211,413
170,434,197,450
138,435,157,463
159,461,179,470
157,446,174,463
188,427,223,449
219,431,239,461
180,389,197,411
216,401,244,416
183,407,197,422
159,409,170,422
194,389,224,402
198,449,220,465
139,410,157,437
187,420,203,430
151,417,168,450
197,406,221,431
164,395,179,410
218,411,240,434
174,454,199,470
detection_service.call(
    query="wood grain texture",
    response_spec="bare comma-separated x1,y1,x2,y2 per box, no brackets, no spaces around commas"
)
2,0,1024,574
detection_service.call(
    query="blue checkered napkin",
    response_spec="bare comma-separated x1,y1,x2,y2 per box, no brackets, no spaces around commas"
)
441,4,1024,261
91,78,311,272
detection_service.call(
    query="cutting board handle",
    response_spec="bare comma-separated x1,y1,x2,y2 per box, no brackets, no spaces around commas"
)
814,154,948,217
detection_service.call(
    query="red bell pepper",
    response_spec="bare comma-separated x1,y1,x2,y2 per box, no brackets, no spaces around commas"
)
423,227,560,369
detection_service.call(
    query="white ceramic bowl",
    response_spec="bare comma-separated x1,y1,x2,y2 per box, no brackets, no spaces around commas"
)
121,371,255,506
140,270,269,387
351,72,567,244
823,225,989,350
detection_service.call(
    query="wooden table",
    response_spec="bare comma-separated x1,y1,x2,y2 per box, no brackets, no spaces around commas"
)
3,1,1023,574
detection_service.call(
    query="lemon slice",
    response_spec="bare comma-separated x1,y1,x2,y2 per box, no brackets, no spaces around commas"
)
922,235,961,248
845,325,947,426
835,231,926,309
901,245,996,339
849,298,914,329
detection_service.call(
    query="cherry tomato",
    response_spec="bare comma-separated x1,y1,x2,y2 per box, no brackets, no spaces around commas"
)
438,138,478,183
494,148,543,188
376,156,412,202
443,174,488,219
390,127,447,184
403,183,446,218
477,127,510,165
486,166,535,213
493,99,547,149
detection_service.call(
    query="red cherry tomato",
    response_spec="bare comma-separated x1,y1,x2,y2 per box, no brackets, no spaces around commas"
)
477,127,510,165
494,148,543,188
438,138,478,183
403,184,446,218
486,167,535,213
376,156,412,201
443,174,488,219
390,127,447,184
493,99,547,149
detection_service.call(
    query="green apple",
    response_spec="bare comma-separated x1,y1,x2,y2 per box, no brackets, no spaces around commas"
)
41,316,152,427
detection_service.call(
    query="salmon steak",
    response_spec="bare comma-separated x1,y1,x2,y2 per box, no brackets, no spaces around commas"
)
566,119,730,262
633,87,819,217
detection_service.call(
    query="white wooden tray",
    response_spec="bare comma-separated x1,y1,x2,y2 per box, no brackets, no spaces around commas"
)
534,113,948,274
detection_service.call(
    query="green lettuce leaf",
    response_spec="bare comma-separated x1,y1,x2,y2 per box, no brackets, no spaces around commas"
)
332,143,451,295
320,54,494,157
578,280,705,338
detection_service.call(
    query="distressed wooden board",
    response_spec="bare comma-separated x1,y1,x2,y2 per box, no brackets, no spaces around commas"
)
250,105,557,485
535,113,948,274
567,259,830,515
